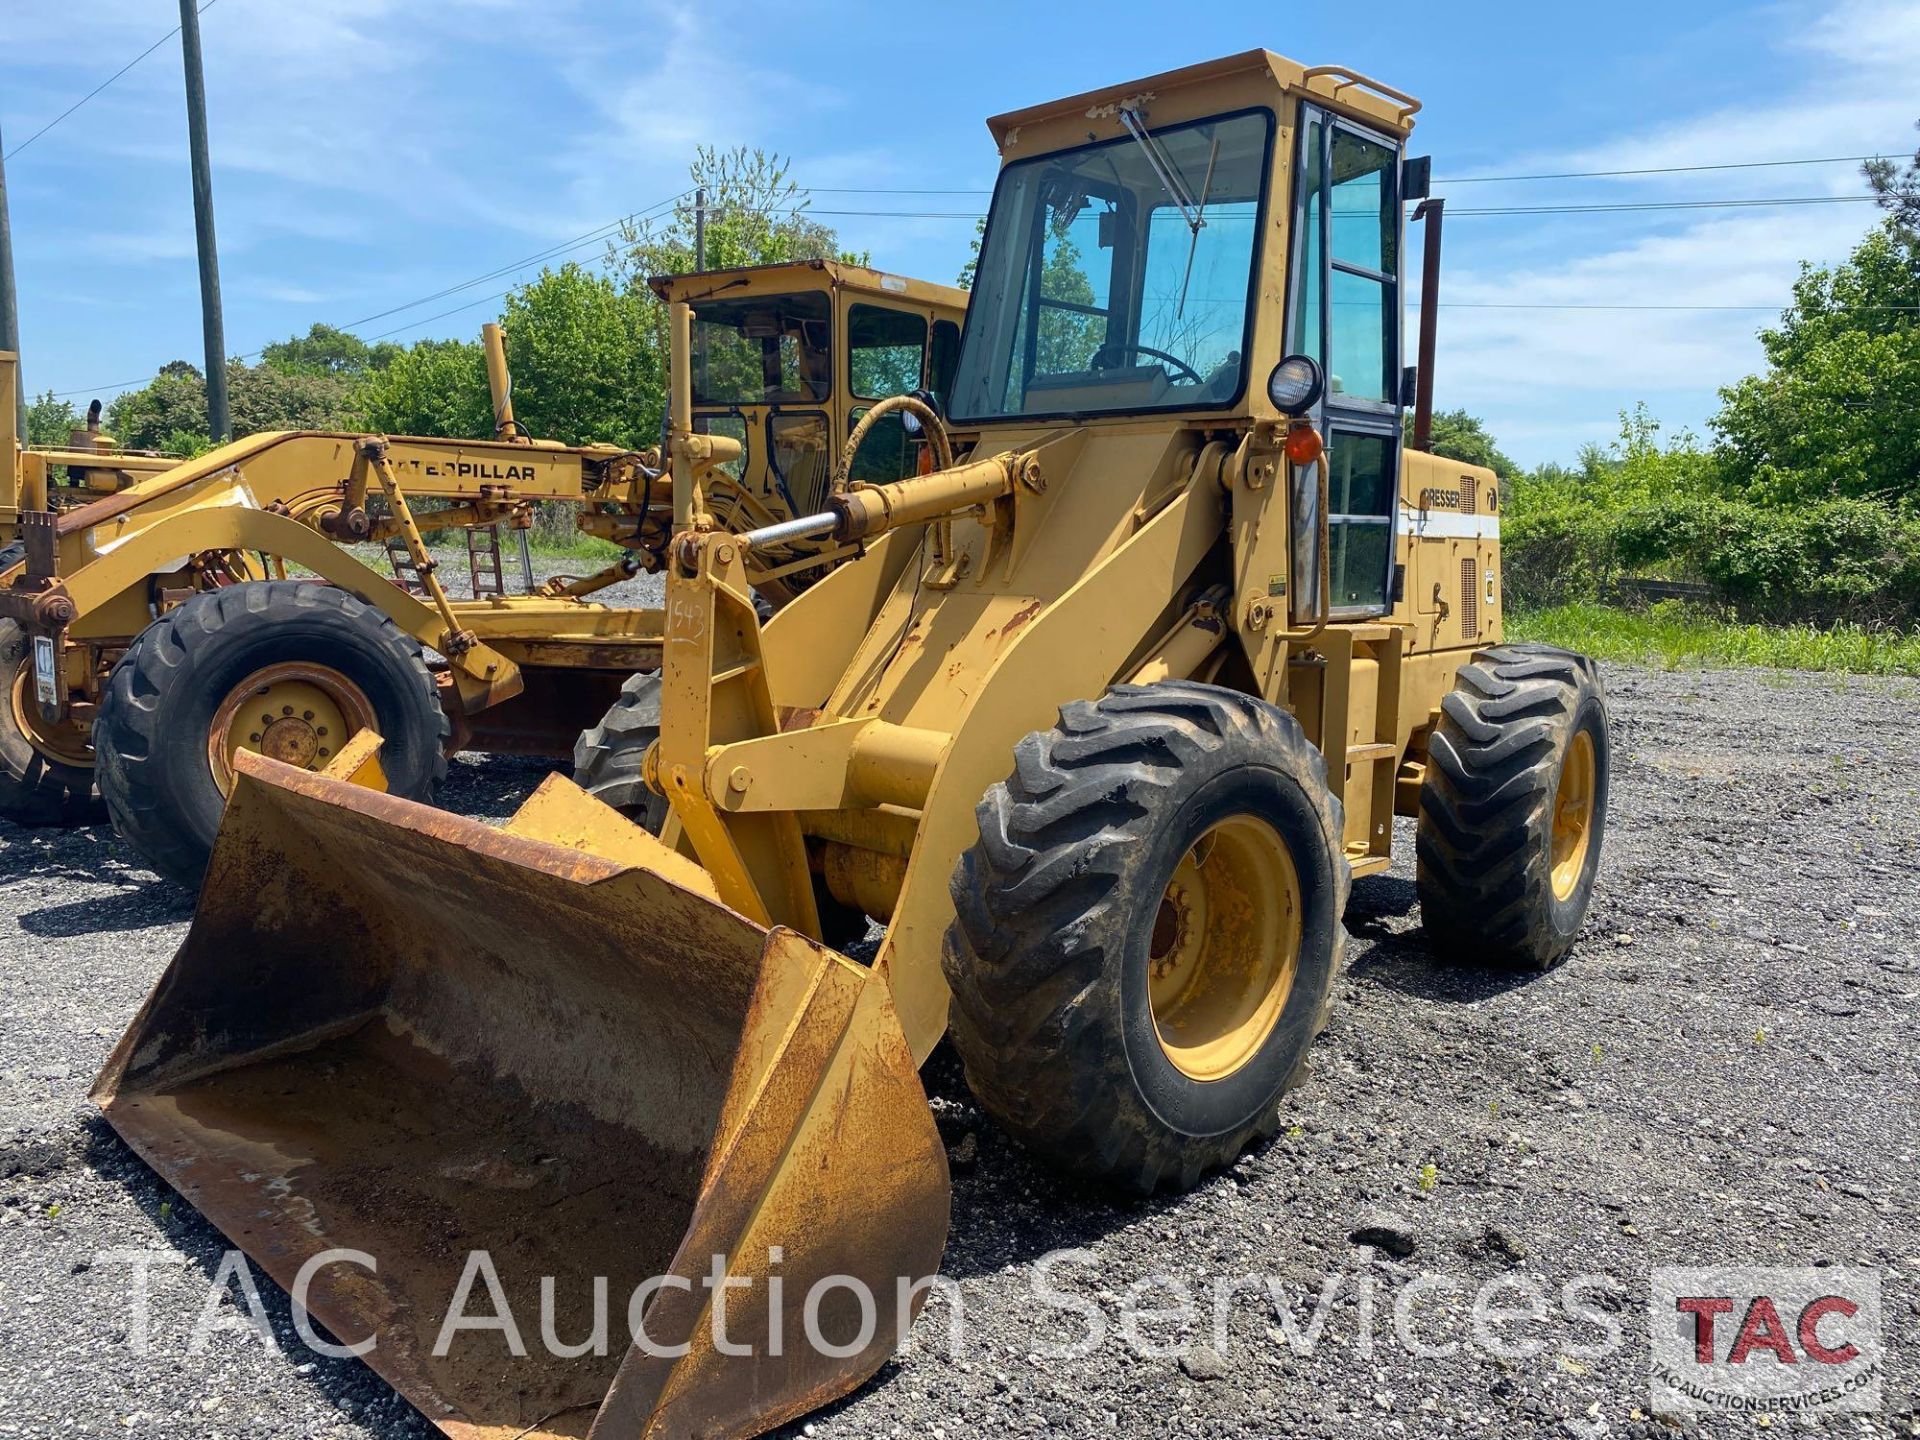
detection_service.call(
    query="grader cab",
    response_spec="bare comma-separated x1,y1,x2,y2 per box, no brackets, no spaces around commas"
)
96,50,1610,1439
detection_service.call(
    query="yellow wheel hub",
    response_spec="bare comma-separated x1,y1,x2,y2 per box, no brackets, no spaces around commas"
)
1549,729,1597,902
1148,815,1301,1082
208,663,375,795
9,660,93,768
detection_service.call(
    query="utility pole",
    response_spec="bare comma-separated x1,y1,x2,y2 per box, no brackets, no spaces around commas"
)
0,121,24,441
178,0,228,442
694,187,707,272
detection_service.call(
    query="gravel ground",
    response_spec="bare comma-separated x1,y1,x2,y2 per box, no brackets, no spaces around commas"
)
2,661,1917,1439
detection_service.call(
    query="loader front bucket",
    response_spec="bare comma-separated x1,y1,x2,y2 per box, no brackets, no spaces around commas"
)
92,752,949,1440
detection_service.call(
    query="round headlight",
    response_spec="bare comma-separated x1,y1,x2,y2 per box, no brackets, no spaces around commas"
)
1266,354,1325,416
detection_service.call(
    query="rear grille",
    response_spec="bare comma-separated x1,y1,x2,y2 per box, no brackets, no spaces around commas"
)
1461,476,1477,514
1460,559,1478,638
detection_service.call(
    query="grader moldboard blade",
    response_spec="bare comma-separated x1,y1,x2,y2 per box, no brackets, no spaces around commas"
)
92,750,949,1440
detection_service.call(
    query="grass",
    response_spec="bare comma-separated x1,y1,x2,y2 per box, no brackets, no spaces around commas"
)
524,530,624,561
1511,602,1920,678
525,501,625,562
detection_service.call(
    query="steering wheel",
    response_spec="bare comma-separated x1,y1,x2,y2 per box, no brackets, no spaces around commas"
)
1092,343,1204,386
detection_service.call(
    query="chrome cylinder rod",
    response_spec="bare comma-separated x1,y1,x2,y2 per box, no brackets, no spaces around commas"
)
739,510,838,551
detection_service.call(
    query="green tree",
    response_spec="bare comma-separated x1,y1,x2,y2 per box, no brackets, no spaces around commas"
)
1711,221,1920,507
1865,122,1919,236
230,364,358,435
261,323,400,378
1426,409,1519,483
957,218,986,290
609,147,859,291
106,357,359,451
107,362,210,451
23,392,80,447
354,338,492,439
498,264,660,448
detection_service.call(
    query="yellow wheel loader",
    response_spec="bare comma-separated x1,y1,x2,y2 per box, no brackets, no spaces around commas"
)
94,51,1610,1439
1,263,966,881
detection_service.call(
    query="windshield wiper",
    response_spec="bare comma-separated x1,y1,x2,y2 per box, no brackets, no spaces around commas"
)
1119,106,1203,229
1118,107,1216,321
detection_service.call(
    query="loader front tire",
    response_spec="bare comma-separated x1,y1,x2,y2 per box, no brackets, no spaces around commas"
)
1,620,104,827
944,682,1349,1194
572,670,670,832
95,582,448,887
1416,643,1609,970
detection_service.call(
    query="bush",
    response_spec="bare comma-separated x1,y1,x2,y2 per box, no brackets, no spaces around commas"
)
1502,491,1920,627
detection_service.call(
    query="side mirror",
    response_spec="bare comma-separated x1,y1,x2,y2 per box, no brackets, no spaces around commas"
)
1400,365,1420,408
1266,355,1326,416
1402,155,1432,202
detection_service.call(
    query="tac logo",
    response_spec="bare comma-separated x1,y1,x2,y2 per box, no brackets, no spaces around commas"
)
1650,1267,1883,1415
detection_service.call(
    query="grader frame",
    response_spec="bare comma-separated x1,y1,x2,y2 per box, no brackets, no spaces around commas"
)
0,262,968,796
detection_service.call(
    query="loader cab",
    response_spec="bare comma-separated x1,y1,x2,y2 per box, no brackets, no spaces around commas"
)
652,262,968,527
949,53,1419,619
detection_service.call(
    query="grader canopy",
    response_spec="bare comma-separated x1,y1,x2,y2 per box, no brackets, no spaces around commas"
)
98,48,1611,1440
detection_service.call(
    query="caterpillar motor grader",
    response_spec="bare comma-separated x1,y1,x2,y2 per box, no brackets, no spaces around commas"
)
0,261,966,881
94,50,1609,1440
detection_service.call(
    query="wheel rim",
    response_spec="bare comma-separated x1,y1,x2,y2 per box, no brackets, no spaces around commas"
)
1549,729,1597,901
9,660,93,768
207,663,376,796
1148,815,1301,1082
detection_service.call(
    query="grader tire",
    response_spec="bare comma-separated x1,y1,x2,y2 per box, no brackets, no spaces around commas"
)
95,582,448,887
1,620,104,827
943,681,1349,1194
572,670,670,832
1416,643,1609,971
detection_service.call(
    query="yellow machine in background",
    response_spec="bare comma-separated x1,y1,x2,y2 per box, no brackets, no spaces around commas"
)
96,51,1610,1440
1,264,967,879
1,367,182,540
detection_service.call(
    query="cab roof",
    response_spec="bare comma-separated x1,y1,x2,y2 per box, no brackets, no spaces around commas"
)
648,259,968,317
985,49,1420,152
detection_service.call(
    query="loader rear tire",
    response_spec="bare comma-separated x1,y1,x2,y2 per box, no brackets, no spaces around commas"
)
943,681,1349,1194
95,582,448,887
1416,643,1609,970
572,670,670,832
1,620,104,827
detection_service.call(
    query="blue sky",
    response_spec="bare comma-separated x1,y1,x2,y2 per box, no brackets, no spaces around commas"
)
3,0,1914,465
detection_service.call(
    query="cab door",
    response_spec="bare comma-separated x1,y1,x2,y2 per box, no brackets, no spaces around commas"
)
1288,104,1405,619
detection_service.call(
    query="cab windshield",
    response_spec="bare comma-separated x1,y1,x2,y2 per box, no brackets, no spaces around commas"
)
950,109,1271,422
691,292,832,406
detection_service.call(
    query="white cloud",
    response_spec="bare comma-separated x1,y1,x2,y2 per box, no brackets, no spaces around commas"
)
1429,0,1914,464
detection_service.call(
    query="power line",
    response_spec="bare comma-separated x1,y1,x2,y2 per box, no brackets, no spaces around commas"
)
802,152,1898,196
1420,301,1920,312
3,0,220,163
324,190,690,335
363,290,513,342
1438,152,1894,184
1449,196,1881,216
45,188,690,396
732,193,1882,222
